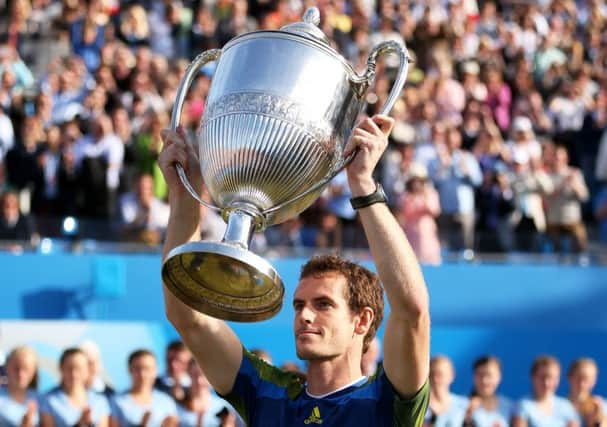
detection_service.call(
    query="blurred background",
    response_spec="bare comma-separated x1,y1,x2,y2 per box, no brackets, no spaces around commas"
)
0,0,606,423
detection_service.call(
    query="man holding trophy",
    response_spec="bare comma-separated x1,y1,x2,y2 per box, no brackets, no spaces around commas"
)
158,7,430,426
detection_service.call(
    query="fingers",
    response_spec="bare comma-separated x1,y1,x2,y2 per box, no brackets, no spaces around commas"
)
371,114,395,136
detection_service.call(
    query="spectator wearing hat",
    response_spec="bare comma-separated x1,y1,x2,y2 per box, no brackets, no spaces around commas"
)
397,162,441,265
505,116,542,167
510,152,553,252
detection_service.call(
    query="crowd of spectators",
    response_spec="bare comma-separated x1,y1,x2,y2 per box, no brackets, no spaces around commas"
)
0,340,605,426
0,0,606,262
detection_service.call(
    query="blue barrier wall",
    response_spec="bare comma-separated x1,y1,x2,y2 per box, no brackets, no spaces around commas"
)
1,253,606,397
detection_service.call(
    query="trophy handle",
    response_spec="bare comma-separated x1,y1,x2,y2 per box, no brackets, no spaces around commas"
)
171,49,223,212
362,40,411,116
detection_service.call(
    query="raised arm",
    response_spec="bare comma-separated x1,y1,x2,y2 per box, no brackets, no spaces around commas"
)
344,115,430,398
158,127,242,395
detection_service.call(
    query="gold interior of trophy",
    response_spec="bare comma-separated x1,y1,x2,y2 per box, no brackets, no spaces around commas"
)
162,244,284,322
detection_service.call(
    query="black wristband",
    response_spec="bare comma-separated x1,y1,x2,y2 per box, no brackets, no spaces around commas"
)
349,182,388,210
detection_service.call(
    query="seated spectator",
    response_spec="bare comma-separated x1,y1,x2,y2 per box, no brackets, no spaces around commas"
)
544,146,589,253
0,346,38,427
154,341,192,402
118,174,169,245
111,349,177,427
79,340,114,399
512,355,580,427
40,348,111,427
567,358,606,427
397,163,442,265
424,355,468,427
0,190,35,242
463,356,515,427
178,359,242,427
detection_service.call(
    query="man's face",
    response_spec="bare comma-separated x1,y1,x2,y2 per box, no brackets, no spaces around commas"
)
532,364,560,398
130,354,157,390
167,349,191,379
293,273,358,361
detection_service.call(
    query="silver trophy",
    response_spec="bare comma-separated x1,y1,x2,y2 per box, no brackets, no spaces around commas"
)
162,7,410,322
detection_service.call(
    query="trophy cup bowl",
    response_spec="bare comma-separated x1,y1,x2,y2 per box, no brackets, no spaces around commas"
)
162,8,410,321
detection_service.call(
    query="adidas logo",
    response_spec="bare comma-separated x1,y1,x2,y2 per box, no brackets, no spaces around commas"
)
304,406,323,424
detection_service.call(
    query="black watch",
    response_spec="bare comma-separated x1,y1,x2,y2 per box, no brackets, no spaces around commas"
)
349,182,388,210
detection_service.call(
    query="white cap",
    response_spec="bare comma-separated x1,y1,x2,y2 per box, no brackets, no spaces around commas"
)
512,116,533,134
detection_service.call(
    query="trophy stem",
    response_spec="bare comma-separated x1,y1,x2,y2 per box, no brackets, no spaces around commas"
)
224,210,257,249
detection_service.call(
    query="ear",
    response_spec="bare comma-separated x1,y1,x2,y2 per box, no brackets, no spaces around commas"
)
354,307,374,336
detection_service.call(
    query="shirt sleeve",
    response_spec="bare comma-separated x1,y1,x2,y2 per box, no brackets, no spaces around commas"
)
390,374,430,427
220,347,302,426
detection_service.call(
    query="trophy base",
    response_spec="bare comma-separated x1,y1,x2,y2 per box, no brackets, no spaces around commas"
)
162,241,284,322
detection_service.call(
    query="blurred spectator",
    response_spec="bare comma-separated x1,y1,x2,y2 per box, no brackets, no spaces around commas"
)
429,126,482,252
118,4,151,49
567,358,607,427
0,105,14,163
0,190,35,242
178,359,241,427
424,355,468,427
464,356,515,427
512,355,580,427
0,44,35,92
118,173,169,245
73,113,124,220
510,155,552,252
111,349,178,427
79,340,114,399
155,341,192,403
381,121,417,205
475,163,515,253
0,346,39,427
434,59,466,125
483,65,511,132
397,163,441,265
504,116,542,166
40,348,111,427
544,145,589,253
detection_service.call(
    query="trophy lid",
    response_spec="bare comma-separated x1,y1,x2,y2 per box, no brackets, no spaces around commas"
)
281,7,330,46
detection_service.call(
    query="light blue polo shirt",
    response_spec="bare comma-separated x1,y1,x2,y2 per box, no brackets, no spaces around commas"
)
39,387,110,427
516,395,581,427
0,388,39,427
110,390,177,427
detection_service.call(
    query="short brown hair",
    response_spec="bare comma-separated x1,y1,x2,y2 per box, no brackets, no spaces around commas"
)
531,355,560,376
300,255,384,354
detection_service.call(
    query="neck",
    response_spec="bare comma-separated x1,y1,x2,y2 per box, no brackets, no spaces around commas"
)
569,391,590,402
130,384,152,397
534,392,552,403
63,383,86,397
430,387,450,401
305,356,363,396
7,384,27,402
